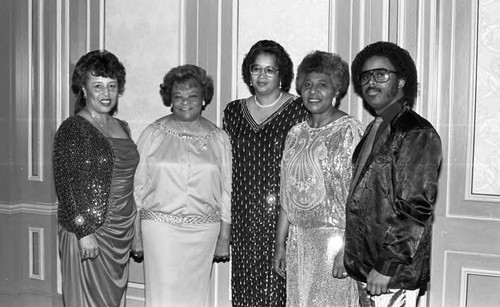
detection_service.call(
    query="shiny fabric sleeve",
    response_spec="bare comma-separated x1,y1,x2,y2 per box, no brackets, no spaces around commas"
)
336,120,364,208
53,118,114,239
219,130,233,224
133,124,156,211
279,128,295,215
375,128,442,276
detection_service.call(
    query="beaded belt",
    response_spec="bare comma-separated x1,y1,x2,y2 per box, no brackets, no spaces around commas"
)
141,210,221,226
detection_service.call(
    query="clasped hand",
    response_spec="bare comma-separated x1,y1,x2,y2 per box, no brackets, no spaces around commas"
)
213,237,230,263
79,234,99,261
366,269,392,296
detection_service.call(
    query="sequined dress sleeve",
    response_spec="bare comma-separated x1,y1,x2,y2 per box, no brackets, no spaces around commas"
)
53,116,114,239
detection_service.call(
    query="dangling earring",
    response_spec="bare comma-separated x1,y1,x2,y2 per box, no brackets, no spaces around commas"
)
202,100,206,107
331,96,337,107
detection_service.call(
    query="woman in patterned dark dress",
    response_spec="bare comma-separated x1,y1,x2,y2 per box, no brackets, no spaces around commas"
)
223,40,309,306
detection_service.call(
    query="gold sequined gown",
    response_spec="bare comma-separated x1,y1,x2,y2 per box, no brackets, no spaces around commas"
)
280,116,363,307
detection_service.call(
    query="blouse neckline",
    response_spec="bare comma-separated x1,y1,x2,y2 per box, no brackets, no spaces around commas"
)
154,120,219,140
241,96,297,132
305,114,349,130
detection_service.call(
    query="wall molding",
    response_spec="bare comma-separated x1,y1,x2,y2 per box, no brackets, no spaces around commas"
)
56,0,70,128
126,282,145,302
28,0,45,182
0,203,58,215
460,267,500,306
29,227,45,280
443,250,500,306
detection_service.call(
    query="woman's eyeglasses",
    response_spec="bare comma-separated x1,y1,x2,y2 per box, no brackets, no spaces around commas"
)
359,69,398,85
249,64,279,78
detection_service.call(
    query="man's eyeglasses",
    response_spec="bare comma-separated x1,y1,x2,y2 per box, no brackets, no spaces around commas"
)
359,69,398,85
249,64,279,78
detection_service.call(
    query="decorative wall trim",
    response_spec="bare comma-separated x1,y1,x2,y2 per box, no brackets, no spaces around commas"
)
230,0,238,102
328,0,336,52
382,0,390,41
424,0,440,124
443,251,500,306
56,0,62,127
86,0,106,51
465,0,479,201
215,0,222,126
86,0,90,51
227,260,232,301
29,227,45,280
213,263,220,306
178,0,186,65
56,0,70,127
396,0,406,44
0,203,58,215
126,282,145,302
28,0,44,182
460,267,500,306
99,0,105,49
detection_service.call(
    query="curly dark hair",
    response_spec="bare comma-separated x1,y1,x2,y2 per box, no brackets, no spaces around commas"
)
296,51,350,104
159,64,214,107
351,41,418,108
241,40,294,95
71,50,126,115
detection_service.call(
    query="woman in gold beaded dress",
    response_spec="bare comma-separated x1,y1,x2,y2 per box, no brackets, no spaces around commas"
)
134,64,232,307
223,40,309,306
53,50,139,307
273,51,363,306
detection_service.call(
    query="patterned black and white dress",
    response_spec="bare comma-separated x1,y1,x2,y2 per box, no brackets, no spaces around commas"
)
223,96,308,306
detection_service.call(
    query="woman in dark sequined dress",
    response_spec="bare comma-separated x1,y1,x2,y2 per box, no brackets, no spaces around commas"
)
223,40,309,306
53,50,139,307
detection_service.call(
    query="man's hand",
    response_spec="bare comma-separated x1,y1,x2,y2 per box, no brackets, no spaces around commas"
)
366,269,391,295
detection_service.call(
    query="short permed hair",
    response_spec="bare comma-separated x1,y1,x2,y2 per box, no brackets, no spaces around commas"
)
159,64,214,107
351,41,418,108
71,50,126,115
295,51,350,103
241,40,294,95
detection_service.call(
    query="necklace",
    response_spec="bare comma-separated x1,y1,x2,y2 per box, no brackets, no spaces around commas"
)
254,92,283,108
173,118,208,151
175,118,202,134
86,108,110,132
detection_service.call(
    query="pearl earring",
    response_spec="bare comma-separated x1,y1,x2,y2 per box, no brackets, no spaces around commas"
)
331,96,337,107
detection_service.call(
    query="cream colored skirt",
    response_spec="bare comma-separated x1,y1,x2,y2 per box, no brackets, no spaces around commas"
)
142,219,220,307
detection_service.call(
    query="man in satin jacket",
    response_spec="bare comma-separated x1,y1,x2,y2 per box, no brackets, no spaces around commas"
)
341,41,442,306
